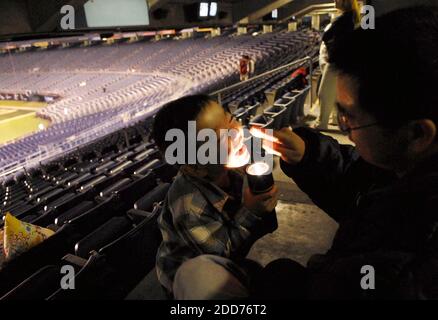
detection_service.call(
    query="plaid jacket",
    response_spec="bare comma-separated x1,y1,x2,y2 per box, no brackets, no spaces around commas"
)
156,170,277,293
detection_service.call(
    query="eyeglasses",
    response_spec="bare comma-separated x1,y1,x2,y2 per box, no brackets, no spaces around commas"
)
336,106,380,133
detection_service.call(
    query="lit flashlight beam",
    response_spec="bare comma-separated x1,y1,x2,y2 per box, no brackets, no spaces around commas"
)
262,142,282,157
249,127,280,144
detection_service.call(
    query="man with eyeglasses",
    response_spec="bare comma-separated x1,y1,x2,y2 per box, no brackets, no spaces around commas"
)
251,6,438,299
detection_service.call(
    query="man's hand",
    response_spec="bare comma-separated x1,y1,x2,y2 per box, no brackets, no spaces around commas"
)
250,127,306,165
243,185,279,216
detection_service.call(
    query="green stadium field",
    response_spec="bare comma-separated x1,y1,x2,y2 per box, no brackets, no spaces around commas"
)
0,100,51,145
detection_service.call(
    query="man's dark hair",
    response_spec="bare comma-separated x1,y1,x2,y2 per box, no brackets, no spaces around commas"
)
330,6,438,127
151,94,220,161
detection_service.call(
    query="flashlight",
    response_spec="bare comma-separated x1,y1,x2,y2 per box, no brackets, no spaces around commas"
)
246,162,274,194
245,162,278,234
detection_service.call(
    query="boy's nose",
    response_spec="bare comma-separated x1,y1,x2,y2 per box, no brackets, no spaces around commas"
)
231,128,244,147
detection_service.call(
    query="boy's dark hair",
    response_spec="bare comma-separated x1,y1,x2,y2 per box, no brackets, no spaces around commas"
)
151,94,220,161
330,6,438,127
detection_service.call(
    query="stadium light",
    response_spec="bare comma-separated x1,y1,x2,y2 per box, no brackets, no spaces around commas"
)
209,2,218,17
199,2,209,17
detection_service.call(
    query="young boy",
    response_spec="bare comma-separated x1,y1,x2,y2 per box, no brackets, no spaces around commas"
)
151,95,278,298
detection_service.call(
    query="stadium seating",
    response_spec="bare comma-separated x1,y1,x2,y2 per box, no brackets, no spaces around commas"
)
0,28,321,299
0,136,171,298
0,29,321,179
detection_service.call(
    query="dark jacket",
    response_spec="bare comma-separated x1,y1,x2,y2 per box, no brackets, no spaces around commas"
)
322,11,356,58
281,127,438,299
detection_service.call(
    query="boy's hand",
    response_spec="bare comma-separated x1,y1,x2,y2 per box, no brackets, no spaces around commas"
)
243,185,279,216
250,127,306,165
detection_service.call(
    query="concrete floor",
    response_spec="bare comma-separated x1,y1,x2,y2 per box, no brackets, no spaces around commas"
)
247,170,339,267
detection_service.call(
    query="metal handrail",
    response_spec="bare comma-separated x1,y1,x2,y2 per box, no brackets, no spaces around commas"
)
210,55,313,102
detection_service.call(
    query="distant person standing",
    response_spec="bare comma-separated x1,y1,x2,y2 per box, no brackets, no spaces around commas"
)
239,55,255,81
315,0,360,130
290,67,309,87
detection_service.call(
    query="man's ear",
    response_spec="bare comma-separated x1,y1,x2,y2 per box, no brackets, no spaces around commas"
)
408,119,437,153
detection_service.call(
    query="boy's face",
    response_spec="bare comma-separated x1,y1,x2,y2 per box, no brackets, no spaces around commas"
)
196,101,248,169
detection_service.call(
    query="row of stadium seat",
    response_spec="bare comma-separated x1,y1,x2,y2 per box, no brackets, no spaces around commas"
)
0,125,179,298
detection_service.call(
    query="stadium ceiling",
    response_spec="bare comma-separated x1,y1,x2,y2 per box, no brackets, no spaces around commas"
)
148,0,336,24
0,0,337,39
236,0,337,23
